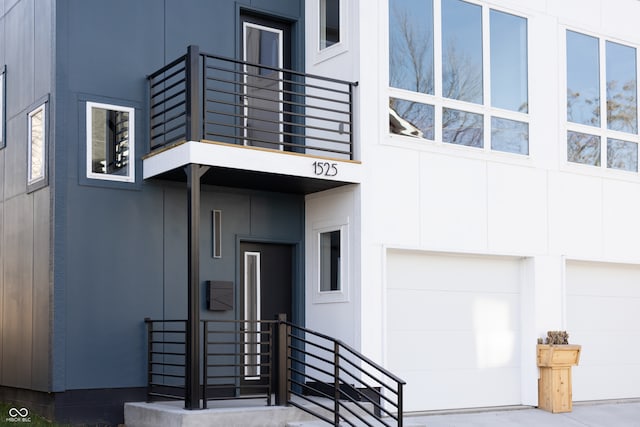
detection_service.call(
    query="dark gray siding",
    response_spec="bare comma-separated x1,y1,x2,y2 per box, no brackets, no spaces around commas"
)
53,0,304,391
0,0,54,392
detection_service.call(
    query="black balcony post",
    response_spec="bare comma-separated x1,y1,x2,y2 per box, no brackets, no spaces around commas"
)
348,82,354,161
185,45,201,142
184,163,209,410
276,313,288,406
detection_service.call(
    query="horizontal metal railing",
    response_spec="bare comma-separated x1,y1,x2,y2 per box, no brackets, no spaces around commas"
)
202,319,277,408
148,45,356,160
145,318,276,404
145,319,187,401
144,317,405,426
284,322,405,427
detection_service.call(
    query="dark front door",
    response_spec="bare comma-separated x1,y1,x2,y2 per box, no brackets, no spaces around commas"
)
239,241,293,394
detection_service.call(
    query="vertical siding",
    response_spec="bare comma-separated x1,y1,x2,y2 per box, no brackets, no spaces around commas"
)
0,0,53,392
54,0,304,390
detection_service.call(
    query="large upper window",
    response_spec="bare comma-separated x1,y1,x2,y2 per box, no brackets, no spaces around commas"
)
389,0,529,155
86,102,135,182
566,30,638,172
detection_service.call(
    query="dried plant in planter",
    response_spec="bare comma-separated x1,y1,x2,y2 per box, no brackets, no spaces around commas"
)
544,330,569,345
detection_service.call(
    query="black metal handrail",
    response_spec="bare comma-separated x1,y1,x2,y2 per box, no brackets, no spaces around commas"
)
283,321,405,427
145,319,187,401
144,317,405,426
202,318,278,408
148,45,356,160
145,318,277,405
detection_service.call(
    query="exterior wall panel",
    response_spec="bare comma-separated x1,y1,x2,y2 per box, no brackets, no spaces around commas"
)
1,193,34,389
0,0,54,394
5,0,34,116
32,186,51,391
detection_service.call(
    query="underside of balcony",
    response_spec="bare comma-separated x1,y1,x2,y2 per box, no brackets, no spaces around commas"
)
143,139,361,194
145,46,360,195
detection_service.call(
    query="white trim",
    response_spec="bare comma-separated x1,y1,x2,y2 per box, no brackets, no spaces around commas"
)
243,251,261,380
86,101,135,183
28,103,46,184
312,218,349,304
312,0,349,63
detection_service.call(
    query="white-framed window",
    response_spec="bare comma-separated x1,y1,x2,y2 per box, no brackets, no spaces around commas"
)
28,103,46,185
320,0,340,50
388,0,529,155
312,0,348,62
565,29,639,172
86,101,135,182
313,220,349,303
0,66,5,149
319,229,341,292
212,210,222,258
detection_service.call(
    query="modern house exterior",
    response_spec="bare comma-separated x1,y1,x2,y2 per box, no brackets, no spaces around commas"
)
1,0,639,425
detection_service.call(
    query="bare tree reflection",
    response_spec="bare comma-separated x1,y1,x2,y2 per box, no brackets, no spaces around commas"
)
389,3,434,94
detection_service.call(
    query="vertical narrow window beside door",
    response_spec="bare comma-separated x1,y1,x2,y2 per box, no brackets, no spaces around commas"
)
320,0,340,49
244,251,261,379
319,230,341,292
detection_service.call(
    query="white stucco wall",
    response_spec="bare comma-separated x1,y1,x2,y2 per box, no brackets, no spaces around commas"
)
306,0,640,409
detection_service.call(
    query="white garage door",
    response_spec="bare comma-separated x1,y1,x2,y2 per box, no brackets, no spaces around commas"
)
386,250,522,412
566,261,640,401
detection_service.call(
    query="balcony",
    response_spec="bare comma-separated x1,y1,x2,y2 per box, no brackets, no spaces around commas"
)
144,46,361,194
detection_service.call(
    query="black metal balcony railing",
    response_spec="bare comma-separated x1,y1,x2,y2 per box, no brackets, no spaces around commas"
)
145,317,406,427
148,46,356,160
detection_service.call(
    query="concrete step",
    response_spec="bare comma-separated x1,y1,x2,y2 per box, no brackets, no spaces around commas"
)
124,396,408,427
286,418,426,427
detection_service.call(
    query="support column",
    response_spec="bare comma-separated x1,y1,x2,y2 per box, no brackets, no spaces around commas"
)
185,163,209,410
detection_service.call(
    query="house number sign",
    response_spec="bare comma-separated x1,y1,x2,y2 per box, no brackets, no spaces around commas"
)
312,161,338,177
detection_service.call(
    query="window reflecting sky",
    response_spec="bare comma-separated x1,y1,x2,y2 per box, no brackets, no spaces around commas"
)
443,108,483,147
442,0,483,104
568,131,601,166
492,117,528,155
390,97,435,140
606,41,637,134
608,138,638,171
389,0,434,94
490,10,528,113
567,31,600,127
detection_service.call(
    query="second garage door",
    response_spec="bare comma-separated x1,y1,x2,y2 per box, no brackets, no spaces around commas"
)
566,260,640,401
386,250,523,411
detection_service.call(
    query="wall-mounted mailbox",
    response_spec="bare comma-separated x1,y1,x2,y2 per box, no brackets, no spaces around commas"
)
207,281,234,311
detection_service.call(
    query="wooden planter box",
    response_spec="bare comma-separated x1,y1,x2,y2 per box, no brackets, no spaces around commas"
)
537,344,581,413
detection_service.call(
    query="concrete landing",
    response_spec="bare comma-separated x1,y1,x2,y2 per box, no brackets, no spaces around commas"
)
124,397,383,427
125,401,310,427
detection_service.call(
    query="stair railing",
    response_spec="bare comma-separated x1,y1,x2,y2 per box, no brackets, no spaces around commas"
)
279,318,405,427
